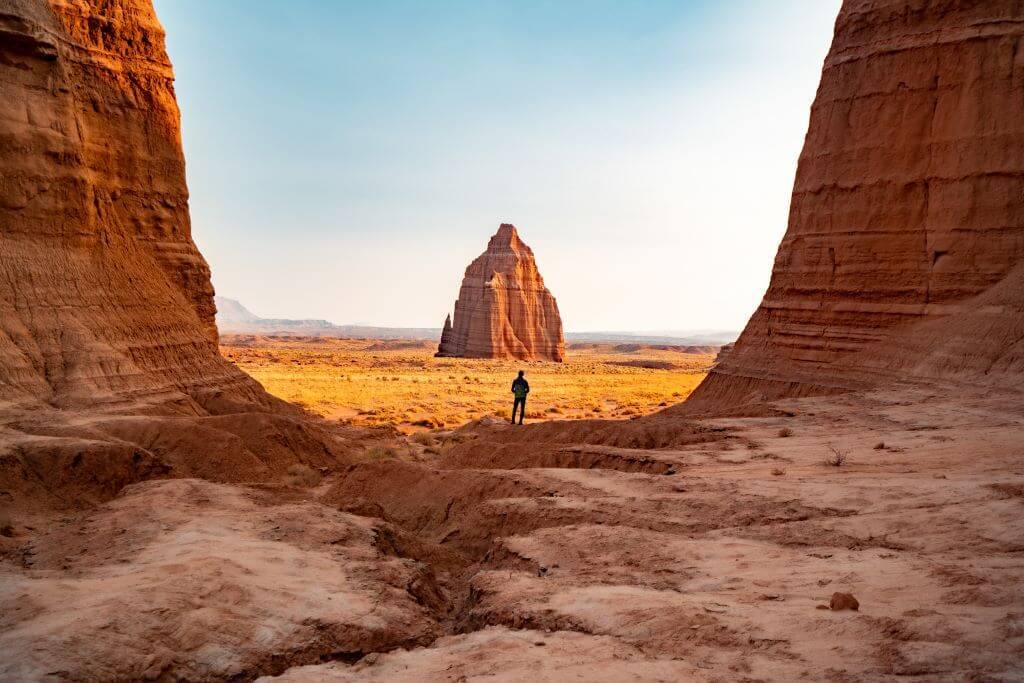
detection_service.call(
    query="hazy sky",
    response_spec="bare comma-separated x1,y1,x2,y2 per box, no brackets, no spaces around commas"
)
156,0,841,332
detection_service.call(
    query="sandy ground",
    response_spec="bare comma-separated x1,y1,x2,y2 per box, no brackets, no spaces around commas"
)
1,384,1022,680
219,336,713,430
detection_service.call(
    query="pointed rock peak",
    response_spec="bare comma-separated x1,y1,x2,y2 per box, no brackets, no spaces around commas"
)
489,223,523,249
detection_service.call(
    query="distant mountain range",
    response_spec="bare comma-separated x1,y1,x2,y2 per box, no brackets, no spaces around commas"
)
215,296,737,346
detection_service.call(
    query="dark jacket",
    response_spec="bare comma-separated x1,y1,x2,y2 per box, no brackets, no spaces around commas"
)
511,377,530,398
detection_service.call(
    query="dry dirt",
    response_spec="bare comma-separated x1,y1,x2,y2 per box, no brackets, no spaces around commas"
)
220,336,713,430
2,383,1021,680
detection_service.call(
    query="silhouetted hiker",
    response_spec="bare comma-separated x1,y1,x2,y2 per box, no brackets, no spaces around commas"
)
511,370,529,425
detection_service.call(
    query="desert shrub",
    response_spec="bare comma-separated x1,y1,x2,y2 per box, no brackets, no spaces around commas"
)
873,442,885,450
362,445,397,462
412,432,435,446
771,468,785,476
824,445,848,467
778,427,793,438
285,463,322,488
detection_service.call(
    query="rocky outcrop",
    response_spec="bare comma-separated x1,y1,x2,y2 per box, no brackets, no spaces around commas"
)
437,224,565,361
0,0,353,508
688,0,1024,409
0,0,269,412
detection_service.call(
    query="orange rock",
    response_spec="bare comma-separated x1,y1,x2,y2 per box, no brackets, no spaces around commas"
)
689,0,1024,410
0,1,352,508
437,224,565,362
0,0,268,411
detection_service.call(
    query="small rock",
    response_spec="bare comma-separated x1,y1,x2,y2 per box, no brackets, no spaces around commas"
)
829,592,859,611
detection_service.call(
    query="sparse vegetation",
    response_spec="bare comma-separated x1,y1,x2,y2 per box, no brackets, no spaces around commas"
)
411,432,435,446
221,337,714,432
824,445,849,467
771,468,785,476
778,427,793,438
284,463,322,488
360,445,397,462
873,441,885,450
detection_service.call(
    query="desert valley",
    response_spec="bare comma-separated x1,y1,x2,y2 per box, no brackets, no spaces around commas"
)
1,0,1023,681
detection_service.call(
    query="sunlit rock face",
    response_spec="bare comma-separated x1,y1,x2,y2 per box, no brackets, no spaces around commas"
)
688,0,1024,409
437,224,565,362
0,0,266,411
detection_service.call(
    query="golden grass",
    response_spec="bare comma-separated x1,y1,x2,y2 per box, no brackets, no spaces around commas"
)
221,336,713,431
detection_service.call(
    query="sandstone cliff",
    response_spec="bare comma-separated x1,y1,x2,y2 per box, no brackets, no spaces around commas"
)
0,0,270,412
688,0,1024,409
437,224,565,361
0,0,349,506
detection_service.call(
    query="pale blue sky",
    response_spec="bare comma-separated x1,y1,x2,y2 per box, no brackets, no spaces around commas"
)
155,0,841,331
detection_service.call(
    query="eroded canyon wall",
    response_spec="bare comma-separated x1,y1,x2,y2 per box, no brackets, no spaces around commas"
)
0,0,265,411
0,1,354,509
437,224,565,362
689,0,1024,409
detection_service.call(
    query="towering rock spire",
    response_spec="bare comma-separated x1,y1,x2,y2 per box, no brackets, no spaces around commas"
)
437,224,565,361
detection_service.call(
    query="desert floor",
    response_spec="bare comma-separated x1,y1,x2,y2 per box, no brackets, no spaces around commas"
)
220,335,714,430
2,373,1021,680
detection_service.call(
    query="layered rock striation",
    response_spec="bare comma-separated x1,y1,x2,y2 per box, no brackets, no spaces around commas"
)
0,0,268,412
0,0,351,508
689,0,1024,409
437,224,564,361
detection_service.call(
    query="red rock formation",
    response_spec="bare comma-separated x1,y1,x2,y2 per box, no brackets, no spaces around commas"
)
0,0,349,507
437,224,565,361
688,0,1024,409
0,0,264,412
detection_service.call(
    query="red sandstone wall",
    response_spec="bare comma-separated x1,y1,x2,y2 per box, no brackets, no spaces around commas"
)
0,0,263,410
689,0,1024,408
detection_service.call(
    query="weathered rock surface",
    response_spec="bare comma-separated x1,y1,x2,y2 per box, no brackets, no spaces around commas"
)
437,224,565,361
0,479,441,680
0,0,267,412
689,0,1024,409
0,0,352,508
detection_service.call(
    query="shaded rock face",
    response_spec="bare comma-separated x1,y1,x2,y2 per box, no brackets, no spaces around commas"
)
437,224,565,362
689,0,1024,409
0,0,356,510
0,0,264,411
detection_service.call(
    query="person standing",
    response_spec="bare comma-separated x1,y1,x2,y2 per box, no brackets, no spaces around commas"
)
511,370,529,425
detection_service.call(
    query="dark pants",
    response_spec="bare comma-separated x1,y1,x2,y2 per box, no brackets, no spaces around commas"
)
512,397,526,424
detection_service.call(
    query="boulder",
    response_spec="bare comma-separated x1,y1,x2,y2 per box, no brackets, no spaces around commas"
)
830,592,860,611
